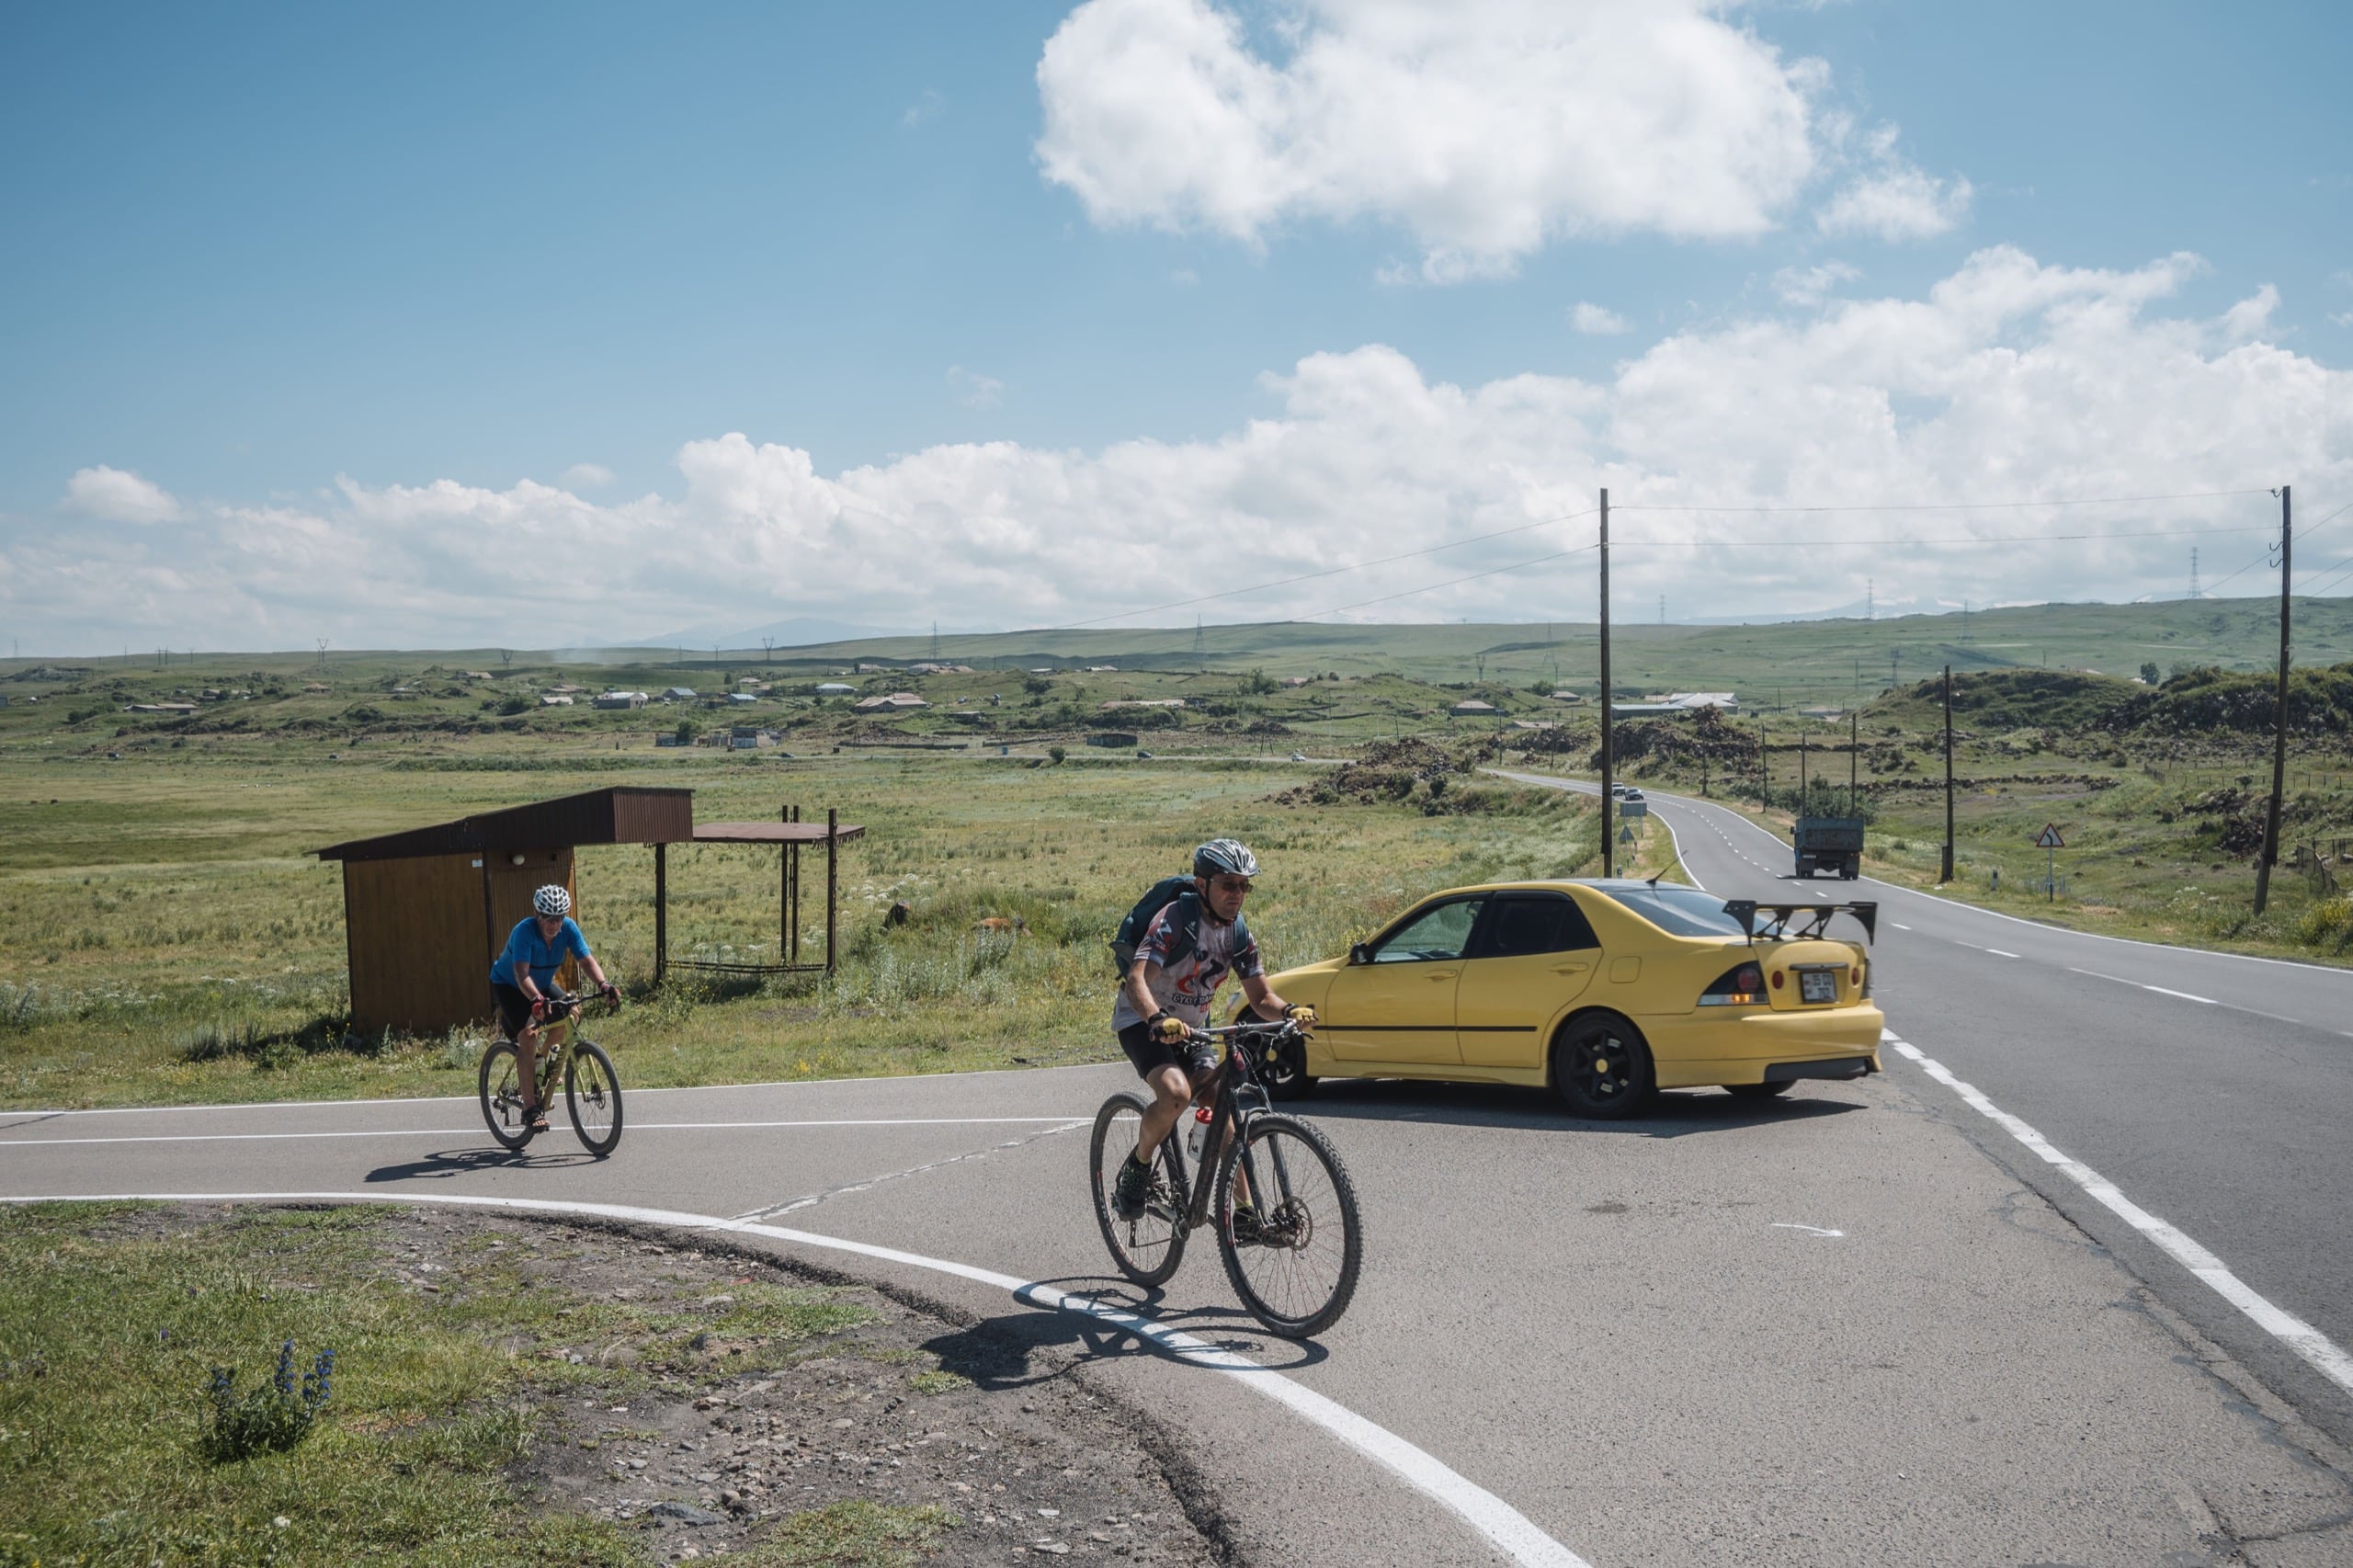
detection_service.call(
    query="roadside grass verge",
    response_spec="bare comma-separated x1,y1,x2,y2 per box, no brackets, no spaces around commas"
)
0,1201,881,1565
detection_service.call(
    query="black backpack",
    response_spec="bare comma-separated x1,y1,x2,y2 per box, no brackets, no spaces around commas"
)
1110,875,1250,978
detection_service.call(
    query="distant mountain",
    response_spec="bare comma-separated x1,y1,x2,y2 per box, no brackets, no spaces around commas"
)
645,615,899,651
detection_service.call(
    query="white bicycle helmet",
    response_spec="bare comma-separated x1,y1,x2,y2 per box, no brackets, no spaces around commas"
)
532,884,572,918
1193,838,1260,879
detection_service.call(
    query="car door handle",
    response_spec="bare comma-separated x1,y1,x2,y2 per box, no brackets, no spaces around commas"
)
1552,961,1591,975
1427,970,1458,981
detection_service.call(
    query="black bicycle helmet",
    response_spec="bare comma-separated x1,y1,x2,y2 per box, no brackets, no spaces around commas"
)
1192,838,1260,879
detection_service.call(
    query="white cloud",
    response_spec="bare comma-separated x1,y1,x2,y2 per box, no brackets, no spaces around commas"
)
2221,284,2279,341
12,248,2347,652
1815,122,1971,240
1773,259,1861,306
947,366,1006,409
1035,0,1827,278
1571,302,1631,335
561,462,617,490
59,465,183,524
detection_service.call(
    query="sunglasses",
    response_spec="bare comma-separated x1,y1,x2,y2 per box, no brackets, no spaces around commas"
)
1211,877,1255,894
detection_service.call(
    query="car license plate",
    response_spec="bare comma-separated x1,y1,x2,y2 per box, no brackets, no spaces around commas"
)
1800,970,1838,1005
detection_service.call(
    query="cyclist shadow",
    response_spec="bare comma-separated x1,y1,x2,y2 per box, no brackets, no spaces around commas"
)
362,1145,603,1182
918,1278,1329,1392
1295,1077,1868,1138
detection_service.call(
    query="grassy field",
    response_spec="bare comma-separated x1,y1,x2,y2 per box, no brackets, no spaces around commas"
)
0,727,1610,1108
11,617,2353,1111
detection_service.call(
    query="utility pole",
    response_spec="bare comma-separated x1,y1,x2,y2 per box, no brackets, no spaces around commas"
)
1848,708,1859,815
1757,712,1768,807
2190,547,2200,601
2255,485,2292,915
1866,579,1874,621
1598,488,1615,876
1940,664,1955,882
1800,732,1808,806
1890,648,1898,690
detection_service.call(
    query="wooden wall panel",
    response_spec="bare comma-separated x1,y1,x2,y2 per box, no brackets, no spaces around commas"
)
345,853,491,1038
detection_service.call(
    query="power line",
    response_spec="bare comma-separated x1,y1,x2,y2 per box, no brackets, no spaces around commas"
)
1297,543,1601,622
1615,487,2272,515
1613,522,2274,549
2208,498,2353,597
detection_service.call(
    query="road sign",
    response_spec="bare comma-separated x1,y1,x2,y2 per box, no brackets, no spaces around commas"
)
2034,824,2064,849
1619,824,1637,844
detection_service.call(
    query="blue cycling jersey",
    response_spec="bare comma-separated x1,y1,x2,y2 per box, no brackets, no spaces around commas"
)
490,915,592,989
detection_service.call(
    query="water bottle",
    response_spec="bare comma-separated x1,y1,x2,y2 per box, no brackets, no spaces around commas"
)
1185,1104,1211,1161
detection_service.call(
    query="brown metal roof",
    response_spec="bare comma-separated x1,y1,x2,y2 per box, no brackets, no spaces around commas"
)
692,821,866,845
315,786,697,862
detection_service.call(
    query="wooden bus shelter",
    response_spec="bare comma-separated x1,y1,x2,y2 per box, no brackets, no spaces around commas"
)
316,786,862,1037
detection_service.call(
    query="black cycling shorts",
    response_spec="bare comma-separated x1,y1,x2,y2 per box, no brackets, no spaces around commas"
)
1118,1019,1214,1082
492,982,536,1040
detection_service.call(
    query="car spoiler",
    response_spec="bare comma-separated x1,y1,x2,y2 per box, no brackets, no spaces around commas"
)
1722,900,1877,944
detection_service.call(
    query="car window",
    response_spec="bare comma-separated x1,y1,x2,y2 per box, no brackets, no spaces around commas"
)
1370,898,1484,962
1592,884,1750,938
1470,893,1601,958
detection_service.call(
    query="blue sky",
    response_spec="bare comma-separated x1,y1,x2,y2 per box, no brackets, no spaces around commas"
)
4,1,2349,652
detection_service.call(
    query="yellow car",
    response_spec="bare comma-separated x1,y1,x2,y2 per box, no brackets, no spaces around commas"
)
1260,880,1882,1118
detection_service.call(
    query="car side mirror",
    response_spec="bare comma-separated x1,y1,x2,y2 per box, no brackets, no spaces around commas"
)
1348,942,1372,966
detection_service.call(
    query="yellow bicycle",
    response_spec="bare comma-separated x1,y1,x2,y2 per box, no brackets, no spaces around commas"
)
478,989,623,1154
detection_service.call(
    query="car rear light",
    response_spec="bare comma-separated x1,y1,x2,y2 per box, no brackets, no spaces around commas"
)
1699,961,1769,1006
1769,969,1784,989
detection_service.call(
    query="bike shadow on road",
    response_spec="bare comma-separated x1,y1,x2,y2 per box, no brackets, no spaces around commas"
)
917,1281,1328,1393
362,1144,605,1182
1290,1078,1869,1138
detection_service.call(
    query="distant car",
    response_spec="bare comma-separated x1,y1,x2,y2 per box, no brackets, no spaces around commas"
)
1620,788,1643,801
1290,751,1308,762
1136,750,1154,759
1258,880,1882,1117
1609,784,1629,797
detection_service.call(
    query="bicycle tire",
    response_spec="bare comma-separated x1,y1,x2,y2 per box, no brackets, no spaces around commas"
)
478,1040,534,1151
565,1039,624,1155
1089,1092,1188,1288
1213,1112,1362,1338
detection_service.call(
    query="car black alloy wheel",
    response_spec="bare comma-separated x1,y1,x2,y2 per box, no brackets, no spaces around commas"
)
1553,1014,1655,1119
1090,1091,1188,1288
478,1040,534,1151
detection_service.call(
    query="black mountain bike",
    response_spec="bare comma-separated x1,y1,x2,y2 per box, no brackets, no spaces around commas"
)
478,988,623,1155
1088,1019,1362,1338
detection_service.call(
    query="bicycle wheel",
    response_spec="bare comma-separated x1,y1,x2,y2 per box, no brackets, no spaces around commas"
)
1089,1092,1188,1289
478,1041,534,1151
1213,1112,1362,1338
565,1040,624,1155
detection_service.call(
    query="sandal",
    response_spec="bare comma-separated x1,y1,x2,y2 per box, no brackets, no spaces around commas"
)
525,1107,550,1134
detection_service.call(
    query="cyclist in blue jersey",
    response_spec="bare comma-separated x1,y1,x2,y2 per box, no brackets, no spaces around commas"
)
490,884,618,1132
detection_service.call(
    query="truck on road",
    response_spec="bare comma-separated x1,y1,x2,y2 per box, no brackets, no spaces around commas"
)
1792,815,1864,880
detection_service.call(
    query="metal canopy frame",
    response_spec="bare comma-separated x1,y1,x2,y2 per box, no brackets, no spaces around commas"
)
652,806,865,983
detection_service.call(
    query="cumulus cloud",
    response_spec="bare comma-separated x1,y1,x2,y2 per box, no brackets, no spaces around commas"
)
1571,302,1631,335
1815,121,1971,240
561,462,617,489
59,465,182,524
1035,0,1825,278
12,248,2347,652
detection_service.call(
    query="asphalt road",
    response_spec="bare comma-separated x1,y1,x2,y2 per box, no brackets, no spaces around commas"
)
11,801,2353,1562
1502,773,2353,1451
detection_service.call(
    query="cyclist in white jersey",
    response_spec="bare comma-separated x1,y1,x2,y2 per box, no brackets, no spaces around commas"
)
1109,839,1308,1219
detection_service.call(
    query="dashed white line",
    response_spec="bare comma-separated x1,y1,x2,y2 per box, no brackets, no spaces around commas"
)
2143,985,2219,1006
1984,949,2020,959
2,1189,1591,1568
1891,923,1913,931
1880,1030,2353,1399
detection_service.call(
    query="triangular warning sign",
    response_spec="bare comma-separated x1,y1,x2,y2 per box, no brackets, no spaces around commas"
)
1619,824,1637,844
2034,823,2064,849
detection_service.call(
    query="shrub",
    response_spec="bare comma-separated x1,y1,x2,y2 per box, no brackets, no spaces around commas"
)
200,1342,335,1462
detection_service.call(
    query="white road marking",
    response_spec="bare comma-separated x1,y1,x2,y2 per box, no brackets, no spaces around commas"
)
2,1189,1591,1568
1891,923,1913,931
2143,985,2219,1006
2066,969,2249,1014
0,1117,1097,1150
1984,949,2020,959
1881,1033,2353,1399
1771,1223,1845,1238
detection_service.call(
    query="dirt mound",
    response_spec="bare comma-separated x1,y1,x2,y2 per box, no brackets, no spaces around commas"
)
1266,735,1494,806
